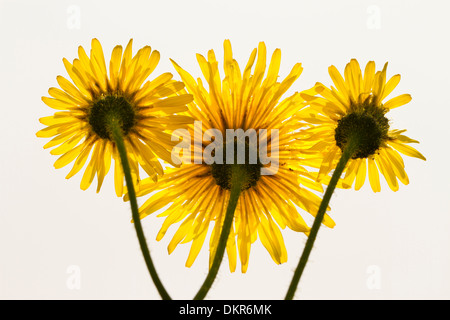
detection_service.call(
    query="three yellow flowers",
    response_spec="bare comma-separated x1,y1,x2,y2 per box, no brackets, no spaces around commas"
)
37,38,425,274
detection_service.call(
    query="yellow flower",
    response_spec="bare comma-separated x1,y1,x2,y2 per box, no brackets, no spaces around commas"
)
37,39,193,196
300,59,426,192
133,40,332,273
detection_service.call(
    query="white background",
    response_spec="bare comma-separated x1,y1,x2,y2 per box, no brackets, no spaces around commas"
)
0,0,448,300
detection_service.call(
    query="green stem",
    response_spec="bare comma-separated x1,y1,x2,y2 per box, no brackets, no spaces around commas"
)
110,119,171,300
284,136,359,300
193,165,244,300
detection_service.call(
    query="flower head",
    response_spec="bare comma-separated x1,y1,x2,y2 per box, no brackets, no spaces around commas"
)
37,39,193,196
300,59,426,192
133,40,332,273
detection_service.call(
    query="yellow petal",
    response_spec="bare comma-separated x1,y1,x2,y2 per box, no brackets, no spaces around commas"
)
41,96,76,110
80,142,100,191
62,58,92,99
43,126,81,149
151,95,193,113
54,143,85,169
388,140,426,160
384,148,409,185
186,227,208,268
251,42,266,90
50,133,84,155
39,113,75,126
328,65,348,99
342,159,358,188
36,121,81,138
363,61,375,98
344,59,362,102
223,39,234,79
56,76,87,102
95,140,111,193
113,149,124,197
376,154,399,191
118,39,133,84
381,74,401,101
109,45,123,90
354,159,367,191
77,45,93,78
167,214,195,254
135,72,173,102
373,62,388,101
48,87,83,106
262,48,281,89
383,94,412,109
152,81,186,99
65,140,94,179
90,38,107,90
368,157,381,192
258,216,287,265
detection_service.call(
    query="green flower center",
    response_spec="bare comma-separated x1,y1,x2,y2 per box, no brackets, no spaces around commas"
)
88,95,136,140
211,139,262,191
334,98,390,159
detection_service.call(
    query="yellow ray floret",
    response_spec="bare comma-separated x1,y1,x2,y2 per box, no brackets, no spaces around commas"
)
298,59,425,192
37,38,193,196
132,40,332,273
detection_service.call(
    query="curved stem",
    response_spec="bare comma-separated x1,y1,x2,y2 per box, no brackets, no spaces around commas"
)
193,165,244,300
285,136,359,300
110,119,171,300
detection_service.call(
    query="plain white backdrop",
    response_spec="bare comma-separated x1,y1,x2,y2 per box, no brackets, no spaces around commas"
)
0,0,448,299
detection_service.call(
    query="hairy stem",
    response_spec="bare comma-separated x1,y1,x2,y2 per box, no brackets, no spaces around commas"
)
285,136,359,300
110,119,171,300
193,165,244,300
